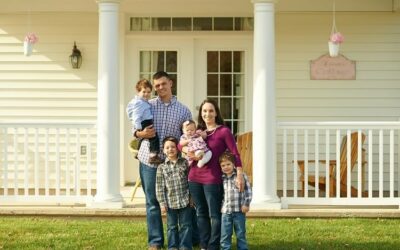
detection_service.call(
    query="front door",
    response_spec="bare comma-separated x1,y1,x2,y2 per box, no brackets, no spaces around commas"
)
124,35,252,183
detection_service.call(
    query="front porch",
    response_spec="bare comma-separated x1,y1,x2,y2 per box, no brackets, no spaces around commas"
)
1,120,400,209
277,121,400,209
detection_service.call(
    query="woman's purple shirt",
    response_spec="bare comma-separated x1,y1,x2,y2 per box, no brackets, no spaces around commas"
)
187,125,242,184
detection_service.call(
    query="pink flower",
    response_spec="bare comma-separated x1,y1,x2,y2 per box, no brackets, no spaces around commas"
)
24,33,38,44
329,32,344,44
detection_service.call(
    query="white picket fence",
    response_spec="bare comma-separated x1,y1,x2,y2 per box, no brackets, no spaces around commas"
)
0,121,96,204
277,121,400,208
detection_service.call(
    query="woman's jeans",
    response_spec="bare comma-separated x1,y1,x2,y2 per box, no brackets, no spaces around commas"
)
167,206,193,250
189,182,222,250
140,162,164,247
220,212,248,250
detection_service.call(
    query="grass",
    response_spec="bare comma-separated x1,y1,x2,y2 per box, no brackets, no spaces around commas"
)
0,217,400,249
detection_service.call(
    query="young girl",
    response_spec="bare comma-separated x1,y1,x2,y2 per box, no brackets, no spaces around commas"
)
179,120,212,168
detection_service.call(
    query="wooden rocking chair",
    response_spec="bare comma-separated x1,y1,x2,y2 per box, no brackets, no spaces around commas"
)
128,139,141,201
297,132,367,197
237,131,253,184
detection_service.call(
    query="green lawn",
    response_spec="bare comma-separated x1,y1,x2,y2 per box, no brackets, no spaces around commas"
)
0,216,400,249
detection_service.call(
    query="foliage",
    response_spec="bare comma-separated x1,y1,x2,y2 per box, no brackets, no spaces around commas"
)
0,217,400,249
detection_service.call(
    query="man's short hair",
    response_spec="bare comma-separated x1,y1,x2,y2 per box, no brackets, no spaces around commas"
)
153,71,170,80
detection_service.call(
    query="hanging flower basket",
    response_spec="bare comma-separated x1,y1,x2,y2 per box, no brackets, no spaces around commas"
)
23,33,38,56
328,32,344,57
328,3,344,58
23,41,33,56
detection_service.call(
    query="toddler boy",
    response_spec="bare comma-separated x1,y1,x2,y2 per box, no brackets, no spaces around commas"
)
219,151,252,250
126,79,161,164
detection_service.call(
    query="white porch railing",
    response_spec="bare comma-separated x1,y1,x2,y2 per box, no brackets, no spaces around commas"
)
0,121,96,205
277,121,400,208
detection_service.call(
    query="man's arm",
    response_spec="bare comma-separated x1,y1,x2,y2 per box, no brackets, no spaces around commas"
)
134,125,156,139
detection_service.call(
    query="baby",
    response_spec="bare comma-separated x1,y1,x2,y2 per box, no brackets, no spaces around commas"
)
179,120,212,168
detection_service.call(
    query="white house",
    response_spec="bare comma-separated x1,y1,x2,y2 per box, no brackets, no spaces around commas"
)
0,0,400,208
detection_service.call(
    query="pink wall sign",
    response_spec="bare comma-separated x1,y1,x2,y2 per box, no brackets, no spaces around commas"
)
310,54,356,80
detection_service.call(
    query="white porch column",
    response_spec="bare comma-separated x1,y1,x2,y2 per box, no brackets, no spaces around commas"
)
252,0,281,208
91,0,124,208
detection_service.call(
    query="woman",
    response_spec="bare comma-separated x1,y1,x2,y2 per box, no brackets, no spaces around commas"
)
184,99,244,250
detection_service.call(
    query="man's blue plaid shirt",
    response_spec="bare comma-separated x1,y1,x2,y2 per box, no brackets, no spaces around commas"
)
131,96,192,167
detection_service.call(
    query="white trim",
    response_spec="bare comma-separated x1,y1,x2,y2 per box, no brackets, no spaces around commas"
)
282,197,400,207
0,196,93,204
0,120,95,127
278,121,400,130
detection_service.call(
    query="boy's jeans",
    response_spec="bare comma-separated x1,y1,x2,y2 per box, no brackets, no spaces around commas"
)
167,206,193,250
220,212,248,250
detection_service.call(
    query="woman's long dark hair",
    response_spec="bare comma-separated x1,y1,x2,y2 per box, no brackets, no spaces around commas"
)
197,99,224,130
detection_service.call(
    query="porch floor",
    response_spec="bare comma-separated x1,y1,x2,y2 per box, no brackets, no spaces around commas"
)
1,186,400,218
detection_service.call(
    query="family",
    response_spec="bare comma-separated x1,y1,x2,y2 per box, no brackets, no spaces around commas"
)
126,71,253,250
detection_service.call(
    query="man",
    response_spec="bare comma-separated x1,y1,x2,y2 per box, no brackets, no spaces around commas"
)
130,71,192,250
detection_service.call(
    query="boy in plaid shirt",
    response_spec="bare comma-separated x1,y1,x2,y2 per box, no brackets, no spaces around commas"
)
156,136,192,250
219,151,252,250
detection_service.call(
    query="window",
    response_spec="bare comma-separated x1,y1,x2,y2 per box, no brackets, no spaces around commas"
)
139,51,178,96
130,17,253,31
206,51,245,135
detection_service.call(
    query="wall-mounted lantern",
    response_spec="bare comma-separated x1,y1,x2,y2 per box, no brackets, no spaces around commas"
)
69,41,82,69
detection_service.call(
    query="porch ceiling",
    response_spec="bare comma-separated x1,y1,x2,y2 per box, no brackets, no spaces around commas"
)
0,0,396,14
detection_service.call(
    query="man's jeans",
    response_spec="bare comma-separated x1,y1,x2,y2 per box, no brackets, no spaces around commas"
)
140,162,164,247
220,212,248,250
167,206,192,250
189,182,222,250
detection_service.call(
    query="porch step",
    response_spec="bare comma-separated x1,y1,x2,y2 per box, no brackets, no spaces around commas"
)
0,206,400,218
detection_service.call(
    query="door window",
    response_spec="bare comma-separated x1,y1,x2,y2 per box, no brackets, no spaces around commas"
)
206,51,245,135
139,50,178,95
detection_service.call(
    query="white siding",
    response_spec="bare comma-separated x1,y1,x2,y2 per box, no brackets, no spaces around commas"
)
0,12,99,190
276,12,400,121
275,12,400,192
0,12,98,120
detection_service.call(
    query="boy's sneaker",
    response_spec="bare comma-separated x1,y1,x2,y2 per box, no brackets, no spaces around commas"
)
149,155,163,165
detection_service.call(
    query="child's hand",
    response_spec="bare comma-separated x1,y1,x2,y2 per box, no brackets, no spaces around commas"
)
161,206,168,214
235,174,245,192
187,151,202,161
180,139,190,146
198,130,207,139
194,150,205,159
241,205,249,213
